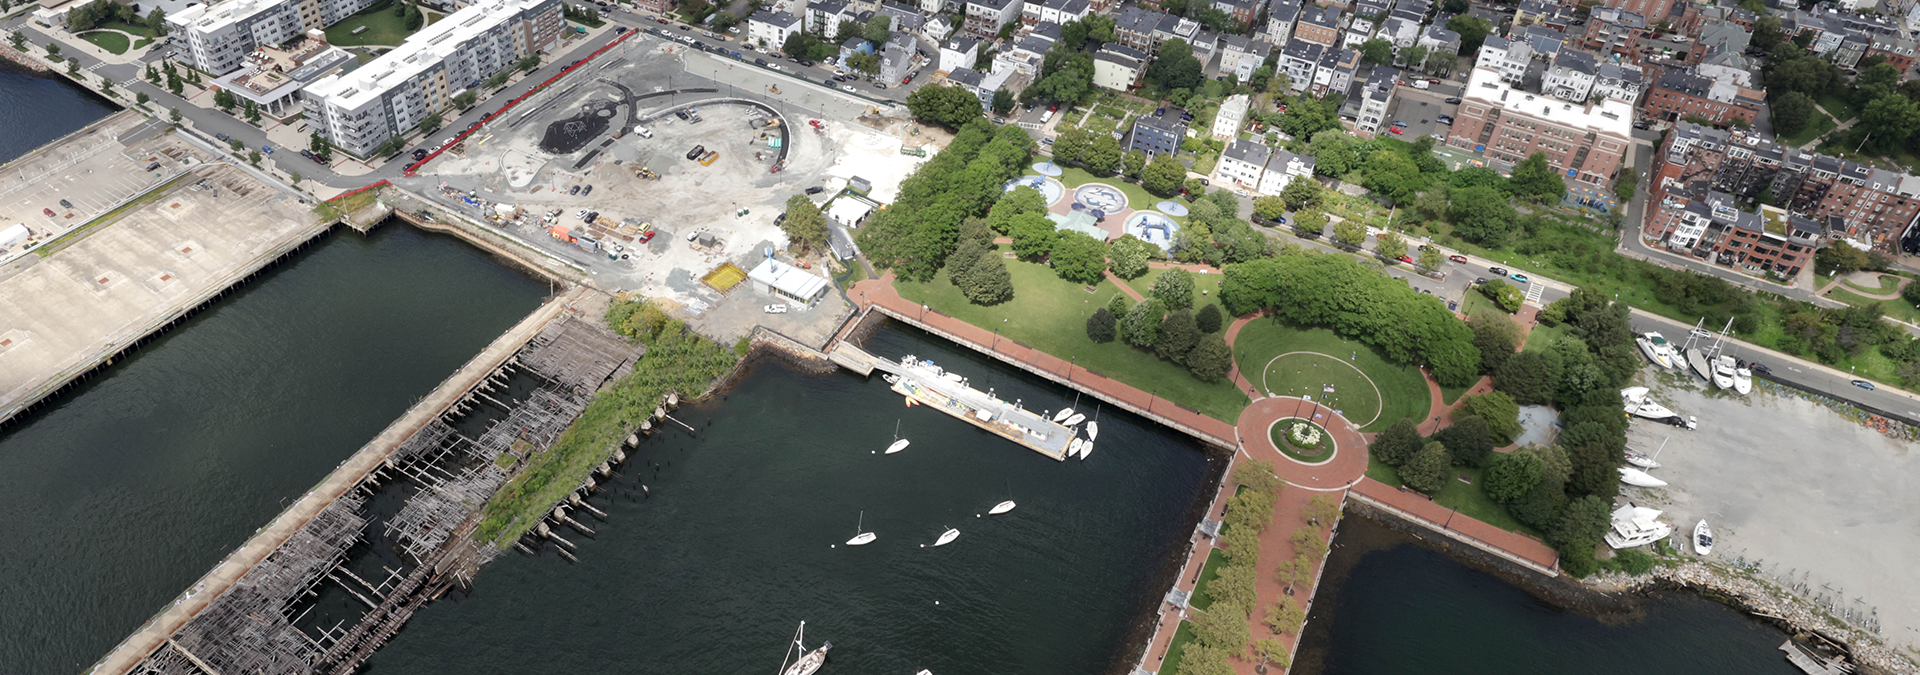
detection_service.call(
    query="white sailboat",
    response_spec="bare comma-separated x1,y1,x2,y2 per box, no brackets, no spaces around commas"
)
1625,437,1667,469
1063,412,1086,427
1636,332,1679,369
846,511,876,546
779,621,832,675
1711,354,1737,390
988,500,1016,515
1052,407,1076,423
932,527,960,547
1085,420,1099,441
1694,519,1714,556
1605,503,1673,549
1067,437,1085,458
1619,466,1669,487
1079,440,1094,460
1680,319,1713,382
885,420,909,454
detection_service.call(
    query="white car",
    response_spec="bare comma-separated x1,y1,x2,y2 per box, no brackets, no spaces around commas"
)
841,84,857,93
763,303,788,314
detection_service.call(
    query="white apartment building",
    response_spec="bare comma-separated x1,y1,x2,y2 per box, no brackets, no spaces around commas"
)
1212,94,1248,141
748,10,803,49
1255,149,1314,195
169,0,384,76
1218,139,1270,189
306,0,562,157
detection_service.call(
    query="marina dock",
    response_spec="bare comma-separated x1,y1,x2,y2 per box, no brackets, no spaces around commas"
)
830,342,1074,460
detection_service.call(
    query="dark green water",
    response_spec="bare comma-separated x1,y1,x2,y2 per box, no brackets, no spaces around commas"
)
0,225,548,675
1293,516,1800,675
361,324,1221,675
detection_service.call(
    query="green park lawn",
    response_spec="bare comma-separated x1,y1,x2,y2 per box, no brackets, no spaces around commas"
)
1231,319,1431,432
98,20,157,37
1816,93,1859,123
1778,109,1837,148
1366,457,1539,537
1123,266,1223,301
1186,548,1228,610
325,1,433,47
1522,321,1572,353
1839,273,1900,295
81,31,129,54
1829,287,1920,324
134,37,152,50
1158,620,1197,675
892,251,1250,423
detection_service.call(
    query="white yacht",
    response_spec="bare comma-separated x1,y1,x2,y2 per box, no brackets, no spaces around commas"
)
779,622,831,675
1079,441,1094,460
1063,413,1086,427
1605,504,1674,549
885,439,910,454
1732,362,1753,395
1711,354,1737,390
1624,450,1661,469
1636,332,1679,369
1067,438,1085,458
1052,408,1076,423
1694,520,1714,556
1619,467,1669,487
1621,388,1698,430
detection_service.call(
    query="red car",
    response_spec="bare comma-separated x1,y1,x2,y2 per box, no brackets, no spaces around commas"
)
1397,255,1414,264
43,208,55,217
636,229,656,243
1390,127,1406,134
1448,254,1468,263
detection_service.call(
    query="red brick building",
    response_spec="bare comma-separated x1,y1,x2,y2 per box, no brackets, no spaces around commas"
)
1641,68,1761,127
1448,67,1634,209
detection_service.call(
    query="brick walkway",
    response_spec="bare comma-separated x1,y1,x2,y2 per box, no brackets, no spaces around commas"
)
1236,397,1369,491
1349,477,1560,573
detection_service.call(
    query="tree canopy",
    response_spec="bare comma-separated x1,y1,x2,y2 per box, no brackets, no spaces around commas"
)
906,84,984,129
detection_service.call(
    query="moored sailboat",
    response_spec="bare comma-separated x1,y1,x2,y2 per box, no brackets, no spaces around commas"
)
779,622,832,675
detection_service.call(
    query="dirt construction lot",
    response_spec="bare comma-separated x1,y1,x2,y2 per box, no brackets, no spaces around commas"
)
1622,377,1919,653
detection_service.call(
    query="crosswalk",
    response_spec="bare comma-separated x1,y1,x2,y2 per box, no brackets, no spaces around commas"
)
1525,282,1545,305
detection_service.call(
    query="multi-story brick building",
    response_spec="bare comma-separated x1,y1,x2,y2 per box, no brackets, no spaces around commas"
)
1642,188,1818,277
1292,5,1341,47
1447,66,1632,208
1640,67,1761,127
1601,0,1674,29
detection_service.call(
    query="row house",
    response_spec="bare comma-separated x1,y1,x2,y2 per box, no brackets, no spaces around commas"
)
1216,140,1319,195
1265,0,1300,45
1256,148,1317,195
804,0,848,35
1513,0,1553,26
748,10,804,49
1021,0,1089,26
1293,5,1342,47
1447,66,1633,208
1092,43,1148,90
1279,38,1325,93
1581,7,1644,56
1591,62,1644,105
1640,66,1761,127
1113,6,1163,51
879,2,927,34
1343,17,1373,49
1212,0,1259,26
1417,24,1460,56
1128,115,1188,156
1522,24,1565,58
1379,16,1419,48
1541,49,1598,103
1353,0,1388,21
1217,35,1273,82
1831,32,1870,69
1868,33,1917,73
1213,94,1250,141
1326,47,1362,95
1645,188,1816,277
1355,65,1398,136
1476,36,1532,82
1310,44,1340,95
963,0,1020,38
938,37,979,73
1603,0,1675,31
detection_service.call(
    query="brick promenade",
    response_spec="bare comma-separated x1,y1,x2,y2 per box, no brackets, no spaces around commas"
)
842,272,1559,673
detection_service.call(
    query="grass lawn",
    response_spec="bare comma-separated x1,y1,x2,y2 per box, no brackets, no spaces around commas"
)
1778,109,1837,147
1431,466,1538,536
81,31,129,54
325,1,433,47
1231,319,1431,432
1457,289,1505,318
1158,620,1197,675
1186,548,1228,610
1522,321,1572,353
1816,93,1859,122
98,20,156,37
1123,267,1224,302
1259,353,1385,428
1366,454,1401,485
1828,287,1920,324
1440,381,1470,406
134,37,152,50
892,251,1251,423
1839,273,1899,295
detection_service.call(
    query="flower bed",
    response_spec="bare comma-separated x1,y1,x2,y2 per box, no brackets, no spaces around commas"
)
1270,417,1333,463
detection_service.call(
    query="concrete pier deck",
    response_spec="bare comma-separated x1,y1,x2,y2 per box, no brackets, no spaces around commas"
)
0,112,203,268
0,164,321,426
86,285,592,675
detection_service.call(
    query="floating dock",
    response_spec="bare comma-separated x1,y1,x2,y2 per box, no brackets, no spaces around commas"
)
883,353,1074,461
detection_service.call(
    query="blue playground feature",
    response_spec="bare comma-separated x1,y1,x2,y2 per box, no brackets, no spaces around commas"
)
1125,211,1180,251
1003,176,1065,205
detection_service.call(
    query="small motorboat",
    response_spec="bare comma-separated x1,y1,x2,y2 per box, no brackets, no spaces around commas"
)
885,439,910,454
988,500,1016,515
1067,437,1085,458
1733,362,1753,395
1636,332,1679,369
1086,421,1099,441
1052,407,1076,423
1694,519,1714,556
933,528,960,547
1079,441,1093,460
1619,467,1669,488
1063,413,1086,427
846,511,876,546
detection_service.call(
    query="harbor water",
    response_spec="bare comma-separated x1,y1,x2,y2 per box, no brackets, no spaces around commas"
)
0,225,549,675
1293,516,1801,675
0,68,116,165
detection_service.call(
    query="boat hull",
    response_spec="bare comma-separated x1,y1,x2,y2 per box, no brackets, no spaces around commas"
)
1694,520,1714,556
934,529,959,546
988,500,1016,515
847,533,876,546
885,439,910,454
783,645,831,675
1086,421,1099,441
1619,467,1669,487
1685,349,1713,381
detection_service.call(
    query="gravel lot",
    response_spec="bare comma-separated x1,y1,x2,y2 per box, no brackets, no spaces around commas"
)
1622,377,1920,653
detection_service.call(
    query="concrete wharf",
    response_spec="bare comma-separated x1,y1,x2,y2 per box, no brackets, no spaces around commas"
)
830,342,1074,460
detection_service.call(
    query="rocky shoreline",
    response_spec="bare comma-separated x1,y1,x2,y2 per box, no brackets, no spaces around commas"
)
1588,561,1918,675
0,44,52,74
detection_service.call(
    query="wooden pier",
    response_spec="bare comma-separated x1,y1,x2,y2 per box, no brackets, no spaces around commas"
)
833,343,1074,461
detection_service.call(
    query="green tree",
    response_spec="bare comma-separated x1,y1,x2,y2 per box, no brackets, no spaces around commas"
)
1770,91,1816,137
1151,268,1195,309
1192,603,1250,651
1157,309,1201,363
1087,306,1118,342
780,195,831,253
1254,638,1293,669
246,149,261,166
1457,391,1521,443
1508,152,1567,203
1369,418,1422,467
906,84,983,128
1008,212,1059,259
1050,230,1107,283
1433,415,1495,467
1145,38,1203,91
1469,308,1522,373
957,251,1014,305
228,138,245,152
1108,293,1131,318
1449,185,1517,246
1480,278,1522,312
1293,208,1328,238
1083,134,1122,174
1264,597,1307,635
1121,298,1165,347
213,87,236,112
1550,495,1612,551
1331,218,1366,246
1308,128,1360,176
864,15,891,43
1209,562,1260,618
1860,94,1920,151
169,107,181,123
167,72,183,96
1122,149,1147,179
135,91,149,106
1050,126,1093,166
1403,45,1429,70
1195,304,1223,333
309,132,333,161
1494,349,1562,405
8,31,23,51
1142,152,1187,196
1281,174,1322,211
1418,245,1442,272
1401,441,1453,493
67,58,80,76
1358,37,1393,64
990,87,1014,115
288,171,301,185
1615,167,1638,202
45,42,60,57
1482,450,1544,504
1376,231,1408,261
1107,235,1154,279
1253,195,1287,222
418,111,442,134
1187,333,1232,381
453,90,478,110
1446,14,1494,53
988,185,1047,233
243,99,260,123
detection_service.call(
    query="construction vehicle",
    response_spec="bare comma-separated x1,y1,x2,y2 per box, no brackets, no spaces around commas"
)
699,150,720,166
900,147,926,157
766,84,781,94
634,166,660,179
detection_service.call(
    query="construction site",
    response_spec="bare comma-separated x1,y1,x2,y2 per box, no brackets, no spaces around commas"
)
111,303,662,675
398,41,937,349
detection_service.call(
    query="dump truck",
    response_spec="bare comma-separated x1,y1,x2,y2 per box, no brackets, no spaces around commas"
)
700,150,720,166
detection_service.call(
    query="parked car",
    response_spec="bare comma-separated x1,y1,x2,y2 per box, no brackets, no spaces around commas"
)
1509,272,1529,283
805,186,825,194
841,84,857,92
43,207,56,217
685,144,706,160
1397,255,1414,264
1154,107,1166,117
1488,266,1507,276
1473,277,1488,286
1390,127,1405,134
581,185,593,196
799,59,814,67
1436,114,1453,124
754,58,767,65
215,133,230,142
412,148,430,160
901,75,913,84
58,199,73,209
1448,254,1467,263
1853,379,1876,390
569,185,581,195
656,18,668,24
1444,97,1461,104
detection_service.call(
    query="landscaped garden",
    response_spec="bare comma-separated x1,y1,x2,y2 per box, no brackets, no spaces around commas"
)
1828,287,1920,324
1839,273,1900,295
80,31,129,55
1231,319,1431,432
324,1,432,47
1271,417,1332,463
893,252,1251,423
